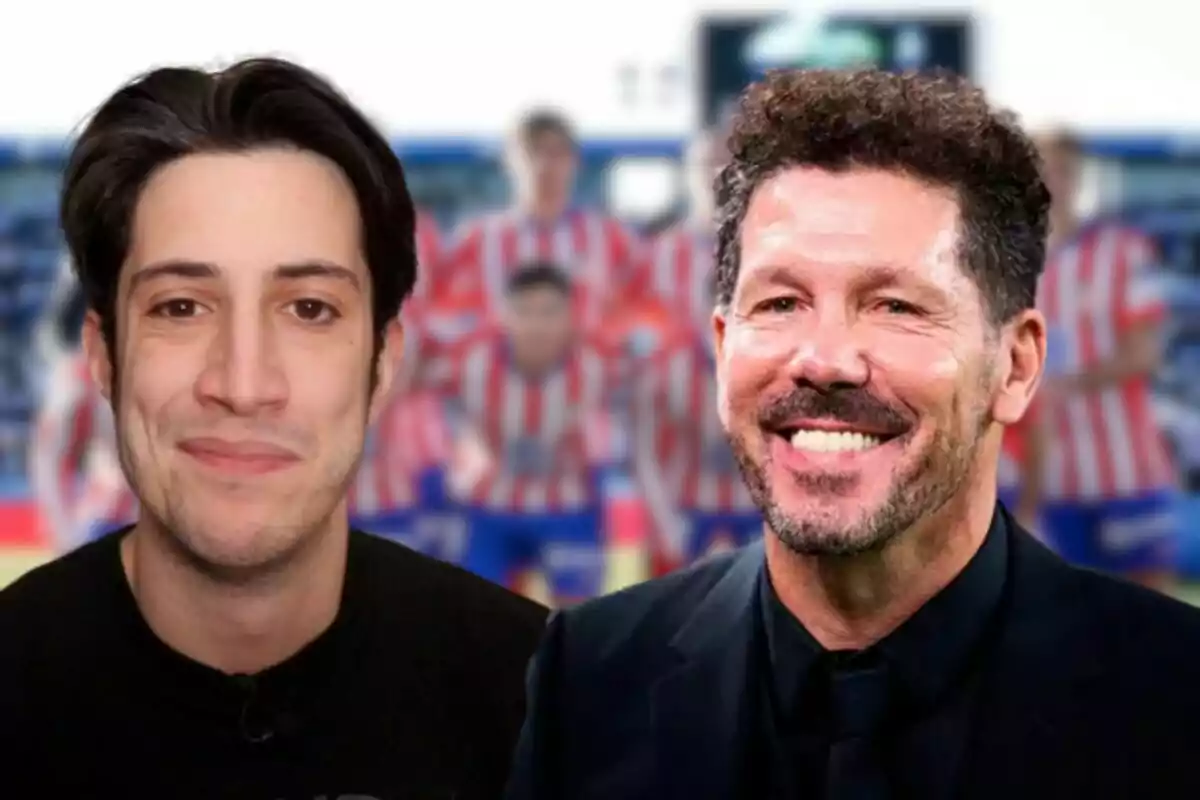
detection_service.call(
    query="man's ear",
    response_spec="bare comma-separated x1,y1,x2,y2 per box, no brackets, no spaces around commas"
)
713,305,730,429
992,309,1046,426
368,317,405,424
712,306,727,365
81,310,114,402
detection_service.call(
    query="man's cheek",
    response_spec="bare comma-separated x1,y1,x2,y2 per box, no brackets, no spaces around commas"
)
870,341,965,392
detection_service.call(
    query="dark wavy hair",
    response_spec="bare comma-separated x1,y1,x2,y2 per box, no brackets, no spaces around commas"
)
714,68,1051,325
60,57,417,370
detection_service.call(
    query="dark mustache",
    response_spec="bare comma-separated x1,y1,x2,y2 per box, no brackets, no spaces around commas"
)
759,387,911,433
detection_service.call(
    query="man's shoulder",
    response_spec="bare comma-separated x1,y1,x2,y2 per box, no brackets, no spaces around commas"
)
1062,565,1200,695
351,530,549,642
554,549,747,667
0,536,121,693
1073,566,1200,643
0,536,117,625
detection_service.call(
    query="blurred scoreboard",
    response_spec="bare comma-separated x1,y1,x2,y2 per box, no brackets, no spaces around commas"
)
699,13,974,128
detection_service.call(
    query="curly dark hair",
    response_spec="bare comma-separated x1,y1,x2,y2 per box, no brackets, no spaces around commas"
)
714,69,1050,324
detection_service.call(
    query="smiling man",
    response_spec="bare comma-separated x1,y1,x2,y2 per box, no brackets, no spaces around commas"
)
0,59,547,799
506,70,1200,800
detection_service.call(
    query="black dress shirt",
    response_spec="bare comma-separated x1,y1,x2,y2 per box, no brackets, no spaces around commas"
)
752,506,1010,798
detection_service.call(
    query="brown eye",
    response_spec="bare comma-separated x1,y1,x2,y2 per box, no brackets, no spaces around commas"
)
290,299,339,323
150,299,202,318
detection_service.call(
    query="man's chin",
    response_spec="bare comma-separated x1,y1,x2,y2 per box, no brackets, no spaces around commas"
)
765,499,899,558
164,516,313,579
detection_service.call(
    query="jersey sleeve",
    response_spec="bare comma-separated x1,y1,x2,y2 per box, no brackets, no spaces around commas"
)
29,355,94,542
604,217,646,290
439,219,488,304
1116,231,1167,330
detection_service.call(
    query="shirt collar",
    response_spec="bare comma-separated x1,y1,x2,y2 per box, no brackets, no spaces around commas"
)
761,504,1009,718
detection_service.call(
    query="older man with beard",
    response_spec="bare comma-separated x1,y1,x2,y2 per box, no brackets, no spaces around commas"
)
506,69,1200,800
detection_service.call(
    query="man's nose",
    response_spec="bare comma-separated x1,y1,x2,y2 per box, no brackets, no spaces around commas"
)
784,310,870,390
195,311,289,415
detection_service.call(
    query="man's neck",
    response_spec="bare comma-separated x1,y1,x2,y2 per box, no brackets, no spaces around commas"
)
120,517,349,675
765,475,997,652
519,196,569,223
512,356,563,379
687,211,714,235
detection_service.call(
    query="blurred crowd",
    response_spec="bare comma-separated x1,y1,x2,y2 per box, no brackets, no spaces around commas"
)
2,102,1197,606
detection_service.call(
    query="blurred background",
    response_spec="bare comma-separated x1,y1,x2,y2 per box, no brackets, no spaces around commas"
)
1,0,1198,604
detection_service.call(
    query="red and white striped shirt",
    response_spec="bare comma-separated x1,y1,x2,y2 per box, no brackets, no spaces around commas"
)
441,208,642,327
632,331,756,559
1039,224,1175,500
397,296,488,394
436,329,617,512
637,223,715,332
409,211,445,306
347,389,451,517
30,351,137,550
999,400,1040,495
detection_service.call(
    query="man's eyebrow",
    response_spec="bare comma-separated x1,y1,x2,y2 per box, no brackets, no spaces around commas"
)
127,260,216,294
127,259,362,293
272,260,361,290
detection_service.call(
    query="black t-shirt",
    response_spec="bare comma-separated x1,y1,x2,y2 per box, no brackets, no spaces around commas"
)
0,529,549,799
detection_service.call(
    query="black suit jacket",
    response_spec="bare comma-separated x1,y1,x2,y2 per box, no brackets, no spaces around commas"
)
508,517,1200,799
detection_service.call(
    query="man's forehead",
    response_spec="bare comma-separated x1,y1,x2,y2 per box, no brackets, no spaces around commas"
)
746,167,958,223
741,169,961,263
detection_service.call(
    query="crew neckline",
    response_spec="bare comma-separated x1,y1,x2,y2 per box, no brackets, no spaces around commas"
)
102,527,368,722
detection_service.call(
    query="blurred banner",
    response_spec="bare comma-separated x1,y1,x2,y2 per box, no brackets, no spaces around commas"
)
700,11,974,126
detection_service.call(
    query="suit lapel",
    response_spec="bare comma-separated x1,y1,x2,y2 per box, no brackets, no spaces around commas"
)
959,525,1111,799
650,544,763,800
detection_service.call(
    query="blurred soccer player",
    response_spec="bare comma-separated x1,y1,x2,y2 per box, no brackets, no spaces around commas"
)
410,210,444,303
439,262,618,605
29,345,137,549
632,276,761,574
0,58,546,797
998,400,1044,533
441,109,642,326
348,386,466,564
1036,131,1179,591
637,128,729,332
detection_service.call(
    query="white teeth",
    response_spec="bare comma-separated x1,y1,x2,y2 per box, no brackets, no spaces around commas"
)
789,429,882,453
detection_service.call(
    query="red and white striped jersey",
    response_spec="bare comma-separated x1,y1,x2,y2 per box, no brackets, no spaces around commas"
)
637,223,715,332
408,211,445,306
30,351,137,550
441,208,642,327
1039,224,1176,500
397,297,487,394
436,329,618,512
998,400,1040,494
631,331,756,556
347,389,451,516
998,429,1021,494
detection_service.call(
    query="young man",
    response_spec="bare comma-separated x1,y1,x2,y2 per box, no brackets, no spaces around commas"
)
0,58,547,798
440,109,642,328
635,127,728,333
348,386,467,565
1036,130,1181,591
438,263,620,605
